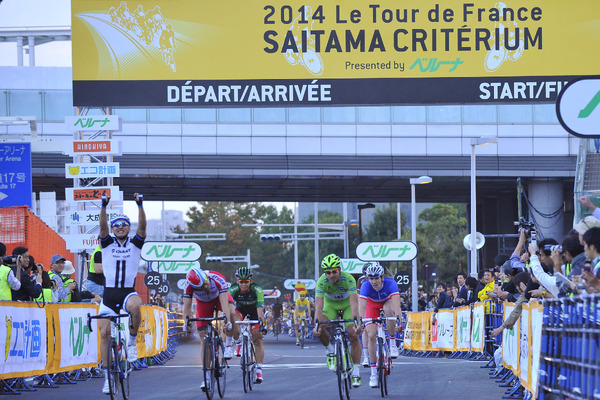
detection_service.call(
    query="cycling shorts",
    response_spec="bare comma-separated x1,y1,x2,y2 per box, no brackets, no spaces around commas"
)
364,299,386,326
194,294,232,329
234,310,261,330
322,300,353,326
100,287,137,315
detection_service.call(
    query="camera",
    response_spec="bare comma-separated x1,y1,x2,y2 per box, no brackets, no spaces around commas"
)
544,244,562,254
1,255,17,265
515,219,536,238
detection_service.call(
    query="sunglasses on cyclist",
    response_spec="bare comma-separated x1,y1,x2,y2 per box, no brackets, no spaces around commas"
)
325,269,339,275
238,279,251,284
113,221,130,228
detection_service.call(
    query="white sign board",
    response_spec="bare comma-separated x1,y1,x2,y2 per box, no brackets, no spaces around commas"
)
283,279,316,290
65,115,122,132
62,234,100,252
153,260,200,274
356,241,418,261
141,242,202,262
263,289,281,298
66,209,123,226
65,162,120,179
556,78,600,137
340,258,367,274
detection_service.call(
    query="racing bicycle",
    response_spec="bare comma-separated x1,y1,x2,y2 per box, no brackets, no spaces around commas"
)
234,317,261,392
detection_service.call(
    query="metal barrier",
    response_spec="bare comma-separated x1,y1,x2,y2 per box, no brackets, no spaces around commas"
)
538,293,600,400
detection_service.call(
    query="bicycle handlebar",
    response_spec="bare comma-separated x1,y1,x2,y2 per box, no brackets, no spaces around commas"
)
315,317,358,332
87,313,130,333
235,320,261,325
361,316,401,326
186,314,227,327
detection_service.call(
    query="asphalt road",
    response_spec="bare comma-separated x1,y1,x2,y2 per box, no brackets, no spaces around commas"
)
10,333,510,400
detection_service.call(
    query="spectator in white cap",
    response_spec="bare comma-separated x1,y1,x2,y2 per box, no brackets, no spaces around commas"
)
573,215,600,246
48,254,77,302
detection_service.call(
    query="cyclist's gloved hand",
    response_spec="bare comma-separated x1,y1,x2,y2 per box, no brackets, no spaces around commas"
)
101,195,110,208
225,321,232,331
135,193,143,206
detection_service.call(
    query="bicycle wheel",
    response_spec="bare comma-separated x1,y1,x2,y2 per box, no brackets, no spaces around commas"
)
203,337,215,400
377,337,386,397
343,337,352,400
215,340,227,398
249,341,257,390
107,339,120,400
119,338,131,400
335,338,349,400
299,323,306,349
241,336,249,393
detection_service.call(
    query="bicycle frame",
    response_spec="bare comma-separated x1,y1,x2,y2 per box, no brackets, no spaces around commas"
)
235,318,260,393
87,313,132,400
361,314,400,397
187,314,228,400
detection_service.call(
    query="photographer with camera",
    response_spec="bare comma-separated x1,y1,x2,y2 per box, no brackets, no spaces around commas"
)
9,246,42,301
0,242,22,301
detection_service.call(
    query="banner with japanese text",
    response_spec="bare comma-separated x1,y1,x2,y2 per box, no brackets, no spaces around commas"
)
455,305,471,351
431,309,455,351
502,303,520,375
470,302,485,352
0,302,47,379
71,0,600,107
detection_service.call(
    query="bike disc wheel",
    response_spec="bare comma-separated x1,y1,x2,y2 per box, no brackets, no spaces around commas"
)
120,339,131,400
203,338,215,400
216,341,227,398
336,339,348,400
241,337,249,393
107,340,120,400
378,337,385,398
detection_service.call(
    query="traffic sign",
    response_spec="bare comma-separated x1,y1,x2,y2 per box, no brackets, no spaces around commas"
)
356,241,418,262
144,271,162,289
393,271,411,292
141,241,202,262
557,77,600,138
0,143,32,207
156,280,170,296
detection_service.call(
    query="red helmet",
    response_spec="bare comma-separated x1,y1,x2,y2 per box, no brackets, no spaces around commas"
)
186,267,207,289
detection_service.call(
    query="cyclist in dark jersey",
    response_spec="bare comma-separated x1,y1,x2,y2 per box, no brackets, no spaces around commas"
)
229,266,266,383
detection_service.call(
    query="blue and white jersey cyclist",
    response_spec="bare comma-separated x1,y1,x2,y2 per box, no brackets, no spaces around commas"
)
98,193,146,395
358,262,402,389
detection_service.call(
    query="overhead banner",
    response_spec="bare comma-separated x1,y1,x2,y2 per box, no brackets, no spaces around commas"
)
71,0,599,107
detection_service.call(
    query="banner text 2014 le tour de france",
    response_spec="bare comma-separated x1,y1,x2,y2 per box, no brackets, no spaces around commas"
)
71,0,599,108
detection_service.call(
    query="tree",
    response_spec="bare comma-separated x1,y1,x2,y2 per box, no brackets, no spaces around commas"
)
364,203,407,242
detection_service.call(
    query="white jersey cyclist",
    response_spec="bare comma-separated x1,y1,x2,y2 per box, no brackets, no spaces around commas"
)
101,233,144,289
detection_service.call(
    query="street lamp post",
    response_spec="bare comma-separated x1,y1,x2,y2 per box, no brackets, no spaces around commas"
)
409,176,432,313
358,203,375,243
469,136,498,278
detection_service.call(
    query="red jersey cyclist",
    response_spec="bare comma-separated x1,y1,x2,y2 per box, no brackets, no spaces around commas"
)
358,262,402,388
183,267,238,392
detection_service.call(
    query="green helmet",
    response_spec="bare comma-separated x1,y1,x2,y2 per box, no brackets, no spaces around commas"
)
235,266,253,280
321,254,341,270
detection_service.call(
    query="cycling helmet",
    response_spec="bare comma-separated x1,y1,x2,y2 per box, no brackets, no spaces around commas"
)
110,214,131,228
235,266,253,280
364,262,384,278
321,254,341,270
186,267,207,289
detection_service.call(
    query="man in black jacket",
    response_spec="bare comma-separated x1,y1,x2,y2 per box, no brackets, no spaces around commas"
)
10,246,42,301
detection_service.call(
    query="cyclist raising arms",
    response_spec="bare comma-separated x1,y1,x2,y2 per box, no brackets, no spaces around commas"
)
294,289,311,346
358,262,402,388
97,194,146,395
229,266,266,384
313,254,363,387
183,267,238,392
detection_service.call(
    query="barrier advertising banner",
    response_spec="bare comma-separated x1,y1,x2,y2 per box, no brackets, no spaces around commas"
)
0,302,47,378
502,303,520,375
471,302,485,352
51,304,101,372
71,0,600,107
455,305,471,351
431,309,455,350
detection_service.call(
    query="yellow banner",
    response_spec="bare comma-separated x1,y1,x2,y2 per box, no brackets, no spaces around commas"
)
72,0,599,80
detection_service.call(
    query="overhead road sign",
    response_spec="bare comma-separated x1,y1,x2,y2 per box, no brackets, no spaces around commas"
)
0,143,31,208
72,0,599,107
556,77,600,138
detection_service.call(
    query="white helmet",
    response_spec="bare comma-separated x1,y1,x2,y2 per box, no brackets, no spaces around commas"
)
364,262,384,278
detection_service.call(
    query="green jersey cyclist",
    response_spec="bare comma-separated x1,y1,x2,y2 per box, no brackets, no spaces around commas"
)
313,253,362,387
